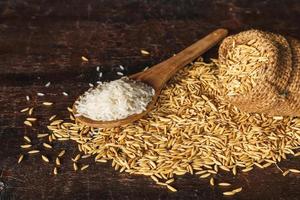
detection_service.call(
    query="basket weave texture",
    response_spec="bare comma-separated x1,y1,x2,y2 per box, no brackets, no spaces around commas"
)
218,29,300,116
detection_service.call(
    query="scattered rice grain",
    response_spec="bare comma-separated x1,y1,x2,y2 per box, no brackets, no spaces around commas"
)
289,169,300,173
43,143,52,149
37,133,49,138
18,154,24,164
24,121,32,127
37,92,45,96
23,136,31,143
49,115,57,121
81,56,89,61
45,82,51,87
56,157,61,166
21,144,32,148
20,107,29,113
28,150,40,154
29,108,34,115
218,182,231,186
166,185,177,192
41,155,50,162
26,118,37,122
73,163,78,171
54,167,58,175
81,165,89,171
43,102,53,106
58,150,66,157
141,49,150,55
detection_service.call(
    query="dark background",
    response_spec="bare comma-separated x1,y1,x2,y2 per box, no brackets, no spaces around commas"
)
1,0,300,199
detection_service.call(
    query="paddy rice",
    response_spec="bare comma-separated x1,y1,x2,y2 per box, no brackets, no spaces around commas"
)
219,41,269,96
20,107,29,113
73,163,78,171
56,157,61,166
23,136,31,143
23,121,32,127
18,154,24,164
26,118,37,122
81,56,89,62
41,155,49,162
218,182,231,186
29,108,34,115
58,150,66,157
49,115,56,121
43,102,53,106
81,165,89,171
289,169,300,173
20,144,32,148
37,133,49,138
28,150,40,154
141,49,150,55
72,154,81,162
48,59,300,188
43,143,52,149
18,59,300,193
53,167,58,175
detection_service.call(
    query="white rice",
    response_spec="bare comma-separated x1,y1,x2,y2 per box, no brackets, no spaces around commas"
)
75,77,155,121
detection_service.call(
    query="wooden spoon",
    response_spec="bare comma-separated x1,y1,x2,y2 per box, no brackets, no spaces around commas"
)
73,28,228,128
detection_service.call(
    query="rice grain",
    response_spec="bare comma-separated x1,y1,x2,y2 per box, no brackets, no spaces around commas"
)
41,155,50,162
18,154,24,164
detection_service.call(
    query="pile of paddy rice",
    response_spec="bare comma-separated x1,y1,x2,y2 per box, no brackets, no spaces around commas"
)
19,59,300,195
218,42,269,96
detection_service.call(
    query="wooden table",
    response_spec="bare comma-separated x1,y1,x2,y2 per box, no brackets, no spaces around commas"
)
1,0,300,199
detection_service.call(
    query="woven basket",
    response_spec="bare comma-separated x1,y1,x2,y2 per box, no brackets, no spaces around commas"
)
269,37,300,116
218,29,300,116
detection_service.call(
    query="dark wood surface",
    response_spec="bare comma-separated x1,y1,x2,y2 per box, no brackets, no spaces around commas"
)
1,0,300,199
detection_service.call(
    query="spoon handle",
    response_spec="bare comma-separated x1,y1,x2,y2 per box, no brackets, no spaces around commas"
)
135,28,228,90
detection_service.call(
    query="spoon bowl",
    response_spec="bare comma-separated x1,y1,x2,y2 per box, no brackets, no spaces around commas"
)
73,28,228,128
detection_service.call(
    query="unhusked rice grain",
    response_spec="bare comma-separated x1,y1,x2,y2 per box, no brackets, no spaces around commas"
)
47,58,300,192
